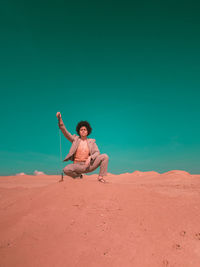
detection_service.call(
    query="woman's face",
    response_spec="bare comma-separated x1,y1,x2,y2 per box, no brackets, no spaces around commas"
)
79,126,88,137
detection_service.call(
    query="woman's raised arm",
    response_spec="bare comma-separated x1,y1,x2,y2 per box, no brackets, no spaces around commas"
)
56,112,75,143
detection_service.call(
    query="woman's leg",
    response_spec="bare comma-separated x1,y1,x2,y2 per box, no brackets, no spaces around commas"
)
63,154,109,181
63,163,86,178
86,154,109,181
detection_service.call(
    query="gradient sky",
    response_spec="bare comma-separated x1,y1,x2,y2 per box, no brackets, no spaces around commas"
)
0,0,200,175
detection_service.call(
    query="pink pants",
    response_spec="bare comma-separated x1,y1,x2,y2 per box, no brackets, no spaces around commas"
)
63,154,109,178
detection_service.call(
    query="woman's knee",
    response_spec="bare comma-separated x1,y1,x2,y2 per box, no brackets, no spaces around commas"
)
101,153,109,161
63,167,68,175
63,165,73,175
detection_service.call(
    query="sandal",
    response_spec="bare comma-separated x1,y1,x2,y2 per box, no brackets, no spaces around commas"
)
98,177,106,183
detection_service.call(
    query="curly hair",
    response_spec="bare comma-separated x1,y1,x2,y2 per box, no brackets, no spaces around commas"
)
76,121,92,136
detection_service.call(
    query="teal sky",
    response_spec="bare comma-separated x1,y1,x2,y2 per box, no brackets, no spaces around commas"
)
0,0,200,175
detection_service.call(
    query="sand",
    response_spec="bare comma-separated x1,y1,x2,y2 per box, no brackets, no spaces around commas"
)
0,171,200,267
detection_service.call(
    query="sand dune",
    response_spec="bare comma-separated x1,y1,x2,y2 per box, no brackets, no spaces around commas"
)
0,171,200,267
162,170,191,176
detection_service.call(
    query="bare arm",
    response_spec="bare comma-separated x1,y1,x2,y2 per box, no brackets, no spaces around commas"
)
56,112,75,143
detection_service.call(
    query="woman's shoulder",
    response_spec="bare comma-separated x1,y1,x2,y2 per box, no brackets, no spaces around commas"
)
88,138,96,143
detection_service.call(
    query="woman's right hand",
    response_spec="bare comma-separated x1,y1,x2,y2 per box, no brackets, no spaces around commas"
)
56,112,61,119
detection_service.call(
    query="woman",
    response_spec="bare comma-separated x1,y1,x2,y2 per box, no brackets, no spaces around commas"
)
56,112,109,183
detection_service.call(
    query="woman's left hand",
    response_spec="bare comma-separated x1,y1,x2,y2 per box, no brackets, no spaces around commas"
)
85,156,91,167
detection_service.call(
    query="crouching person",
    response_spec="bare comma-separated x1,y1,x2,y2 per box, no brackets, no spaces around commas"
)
56,112,109,183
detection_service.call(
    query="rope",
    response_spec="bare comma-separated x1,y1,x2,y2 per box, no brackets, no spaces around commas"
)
58,117,64,181
59,128,63,170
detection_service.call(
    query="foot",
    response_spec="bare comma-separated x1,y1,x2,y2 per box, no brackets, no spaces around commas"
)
98,177,106,183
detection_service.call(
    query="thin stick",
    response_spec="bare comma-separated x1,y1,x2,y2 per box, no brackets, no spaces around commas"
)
58,116,64,182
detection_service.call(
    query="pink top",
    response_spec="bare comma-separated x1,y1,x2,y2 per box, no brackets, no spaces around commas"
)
74,139,90,163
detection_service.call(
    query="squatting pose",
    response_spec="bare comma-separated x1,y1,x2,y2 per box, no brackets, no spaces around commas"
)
56,112,109,183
